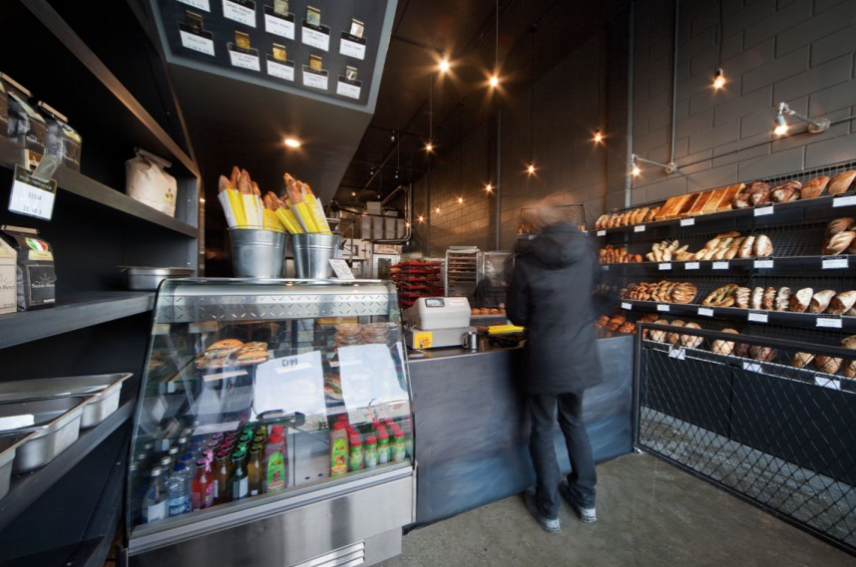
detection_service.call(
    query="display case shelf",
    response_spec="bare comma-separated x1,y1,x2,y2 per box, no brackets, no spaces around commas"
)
0,398,135,531
0,292,155,349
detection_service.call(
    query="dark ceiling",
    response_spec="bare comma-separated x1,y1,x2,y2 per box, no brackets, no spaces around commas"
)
335,0,632,205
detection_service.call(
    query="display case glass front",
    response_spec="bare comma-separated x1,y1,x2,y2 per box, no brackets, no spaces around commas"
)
126,279,413,535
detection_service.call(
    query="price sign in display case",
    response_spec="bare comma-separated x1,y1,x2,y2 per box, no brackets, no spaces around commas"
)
126,279,415,567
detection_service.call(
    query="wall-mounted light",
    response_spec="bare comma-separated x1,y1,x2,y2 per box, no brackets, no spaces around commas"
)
774,102,830,137
631,153,678,176
484,183,494,193
284,137,301,148
593,128,604,144
712,67,726,90
489,74,499,89
457,196,464,204
424,140,434,152
435,207,441,214
526,163,536,175
418,215,425,223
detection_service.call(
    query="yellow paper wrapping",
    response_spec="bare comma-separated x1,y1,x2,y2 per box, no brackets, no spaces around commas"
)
218,192,236,228
305,194,332,234
263,209,285,232
226,189,247,228
242,194,264,228
294,202,319,233
275,208,303,234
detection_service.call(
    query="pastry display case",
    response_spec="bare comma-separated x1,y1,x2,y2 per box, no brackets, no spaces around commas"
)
125,279,415,567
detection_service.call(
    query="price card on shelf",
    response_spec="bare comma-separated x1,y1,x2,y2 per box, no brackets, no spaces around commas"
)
223,0,257,27
329,259,355,280
815,377,842,390
747,311,768,323
596,230,606,236
177,0,210,11
713,261,729,270
686,262,700,270
697,307,714,317
266,57,295,81
754,259,774,269
228,46,260,71
754,205,774,217
832,195,856,208
668,346,686,360
302,23,330,51
302,67,329,90
253,351,326,417
742,361,763,373
657,304,670,312
8,165,57,221
179,26,215,56
264,7,295,39
340,32,367,60
621,302,632,310
816,315,843,329
634,225,646,233
659,263,672,271
336,77,362,99
602,265,609,271
822,256,849,269
680,217,695,227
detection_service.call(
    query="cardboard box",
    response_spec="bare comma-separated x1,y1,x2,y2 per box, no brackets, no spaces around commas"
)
0,237,16,314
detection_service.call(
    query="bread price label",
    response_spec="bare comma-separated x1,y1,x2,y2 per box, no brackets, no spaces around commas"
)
264,7,295,38
634,225,646,233
302,24,330,51
685,262,700,270
815,377,841,390
229,47,260,71
267,58,294,81
621,302,632,310
659,263,672,271
832,195,856,208
822,256,848,269
713,261,729,270
223,0,257,27
179,29,215,56
816,316,842,329
668,346,686,360
742,362,763,373
657,304,670,312
177,0,210,11
697,307,714,317
754,260,774,269
340,34,367,60
680,218,695,227
302,68,329,90
748,311,768,323
753,205,774,217
596,230,606,236
9,165,57,221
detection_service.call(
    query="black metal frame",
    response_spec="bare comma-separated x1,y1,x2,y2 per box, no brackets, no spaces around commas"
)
633,323,856,556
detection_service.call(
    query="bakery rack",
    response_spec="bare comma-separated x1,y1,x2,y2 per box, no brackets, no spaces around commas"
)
444,246,482,298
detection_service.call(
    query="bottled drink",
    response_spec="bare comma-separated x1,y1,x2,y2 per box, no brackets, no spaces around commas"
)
180,453,196,479
168,446,180,463
364,435,378,469
264,427,287,492
214,450,231,504
247,445,264,497
391,428,406,462
348,434,363,472
142,466,167,524
167,463,191,516
376,427,390,464
159,454,173,474
191,459,215,510
231,449,249,501
330,422,349,476
176,436,189,453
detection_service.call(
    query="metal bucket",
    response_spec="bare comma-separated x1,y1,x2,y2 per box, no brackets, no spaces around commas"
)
230,228,286,278
292,233,343,279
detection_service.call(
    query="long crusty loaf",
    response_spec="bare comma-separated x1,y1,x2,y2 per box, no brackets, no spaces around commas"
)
829,170,856,195
801,176,830,199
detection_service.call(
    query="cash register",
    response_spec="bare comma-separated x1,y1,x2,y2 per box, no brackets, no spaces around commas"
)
403,297,475,349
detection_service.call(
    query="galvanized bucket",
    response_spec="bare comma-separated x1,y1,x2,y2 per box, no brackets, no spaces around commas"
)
230,228,286,278
292,233,343,279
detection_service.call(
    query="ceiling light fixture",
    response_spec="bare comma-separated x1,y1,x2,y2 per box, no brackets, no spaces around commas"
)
526,24,537,176
457,196,464,204
284,138,301,148
418,215,425,223
712,67,726,90
593,128,604,144
631,153,678,176
774,102,830,136
351,191,356,197
439,58,450,73
593,31,606,145
527,163,536,175
712,0,726,91
485,183,493,193
489,75,499,88
425,141,434,152
489,0,500,90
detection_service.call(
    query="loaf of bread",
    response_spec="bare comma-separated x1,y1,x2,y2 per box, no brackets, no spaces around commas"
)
793,352,815,368
814,355,841,374
771,181,801,203
644,207,660,223
735,287,752,309
750,345,776,362
649,320,669,343
775,287,791,311
843,335,856,378
801,176,830,199
666,320,685,345
656,195,693,221
753,234,773,257
711,329,739,356
738,236,756,259
829,290,856,316
790,288,813,313
686,191,715,216
751,287,764,310
829,170,856,195
762,287,777,311
713,183,746,212
680,322,704,349
748,183,772,206
732,186,752,209
825,218,854,238
809,289,836,314
822,231,856,255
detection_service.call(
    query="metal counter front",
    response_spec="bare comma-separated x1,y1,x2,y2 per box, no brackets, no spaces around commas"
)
408,334,634,527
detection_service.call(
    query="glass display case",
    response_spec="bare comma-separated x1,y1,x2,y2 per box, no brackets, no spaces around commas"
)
125,279,415,567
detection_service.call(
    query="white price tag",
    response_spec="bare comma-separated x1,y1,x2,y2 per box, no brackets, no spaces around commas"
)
329,259,355,280
657,304,670,312
832,195,856,208
254,351,326,417
754,205,774,217
742,362,763,373
9,166,57,221
179,30,215,56
659,263,672,271
748,312,768,323
713,261,729,270
668,346,686,360
340,37,366,60
177,0,210,11
686,262,700,270
223,0,256,27
601,265,609,271
754,260,774,269
267,59,294,81
302,68,328,90
302,26,330,51
596,230,606,236
697,307,714,317
621,302,632,310
815,377,842,390
229,48,260,71
680,217,695,227
634,225,646,233
822,257,849,269
816,316,843,329
265,12,295,39
336,79,361,99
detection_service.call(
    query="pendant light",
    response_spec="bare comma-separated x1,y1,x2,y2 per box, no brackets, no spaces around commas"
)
526,24,537,175
425,76,435,152
712,0,726,90
489,0,500,89
592,30,605,144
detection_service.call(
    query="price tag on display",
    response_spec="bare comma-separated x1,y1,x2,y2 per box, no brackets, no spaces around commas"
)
713,261,729,270
754,259,774,269
179,28,215,56
685,262,700,270
596,230,606,236
228,47,260,71
253,351,326,417
668,346,686,360
822,256,849,269
816,316,842,329
659,263,672,271
832,195,856,208
264,7,295,39
9,165,57,221
340,33,367,60
336,77,362,99
302,67,329,90
634,225,646,233
267,58,294,81
621,302,632,310
223,0,257,27
602,265,609,271
329,259,355,280
815,377,842,390
742,362,763,373
754,205,774,217
680,218,695,227
177,0,210,11
657,304,670,312
697,307,714,317
748,311,768,323
302,24,330,51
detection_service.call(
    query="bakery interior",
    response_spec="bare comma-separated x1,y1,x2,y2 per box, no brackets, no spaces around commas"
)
0,0,855,566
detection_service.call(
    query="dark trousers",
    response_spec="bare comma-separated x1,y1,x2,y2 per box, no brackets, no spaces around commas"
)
528,392,597,519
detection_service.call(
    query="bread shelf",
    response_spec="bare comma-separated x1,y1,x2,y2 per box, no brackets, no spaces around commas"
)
0,292,155,349
0,398,134,531
0,138,197,238
602,254,854,273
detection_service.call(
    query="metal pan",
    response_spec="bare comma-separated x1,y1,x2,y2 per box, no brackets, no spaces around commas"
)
0,397,86,473
0,373,132,428
120,266,193,291
0,432,35,500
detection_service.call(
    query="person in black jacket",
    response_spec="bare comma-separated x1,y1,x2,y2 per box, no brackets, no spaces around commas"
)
507,200,602,533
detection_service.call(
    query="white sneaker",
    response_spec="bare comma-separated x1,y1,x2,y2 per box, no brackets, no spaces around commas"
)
524,488,561,533
560,481,596,523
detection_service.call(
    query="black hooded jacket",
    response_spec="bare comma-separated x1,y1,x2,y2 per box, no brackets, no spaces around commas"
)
506,223,603,395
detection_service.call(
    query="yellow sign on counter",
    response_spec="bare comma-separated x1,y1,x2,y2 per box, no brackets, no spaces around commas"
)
487,325,525,335
413,331,433,349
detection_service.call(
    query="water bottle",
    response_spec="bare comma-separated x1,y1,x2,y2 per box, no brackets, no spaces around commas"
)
167,463,191,516
142,466,167,523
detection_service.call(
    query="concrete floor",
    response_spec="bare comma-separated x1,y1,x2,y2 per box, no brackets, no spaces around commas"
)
379,453,856,567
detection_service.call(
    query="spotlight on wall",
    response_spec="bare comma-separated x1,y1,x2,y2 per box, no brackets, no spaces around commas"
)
457,196,464,204
712,67,726,90
435,207,441,214
418,215,425,223
631,153,678,176
484,183,494,193
439,58,450,73
489,74,499,88
593,128,604,144
773,102,830,137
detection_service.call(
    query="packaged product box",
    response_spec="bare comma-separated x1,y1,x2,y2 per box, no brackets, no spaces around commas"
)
0,225,57,311
126,148,178,217
3,76,46,165
0,237,17,314
37,101,82,171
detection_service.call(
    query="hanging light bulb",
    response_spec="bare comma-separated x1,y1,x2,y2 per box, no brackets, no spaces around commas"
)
351,191,356,197
712,67,726,90
435,207,441,214
485,183,493,193
489,74,499,88
439,58,450,73
457,196,464,204
631,155,641,177
425,140,434,152
527,163,536,175
418,215,425,223
593,128,604,144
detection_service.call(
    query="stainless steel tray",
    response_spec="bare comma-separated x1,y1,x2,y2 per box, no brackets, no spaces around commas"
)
121,266,193,291
0,432,35,500
0,373,132,428
0,397,86,473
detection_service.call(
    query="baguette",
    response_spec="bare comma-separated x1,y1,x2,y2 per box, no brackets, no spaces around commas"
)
822,231,856,255
829,290,856,316
809,289,836,314
829,170,856,195
714,183,746,212
644,207,660,223
825,218,854,238
801,175,830,199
